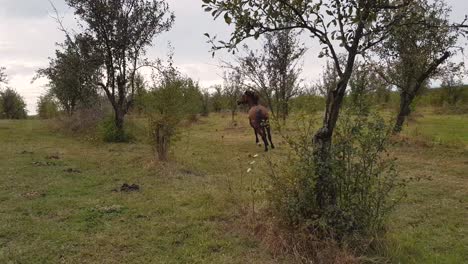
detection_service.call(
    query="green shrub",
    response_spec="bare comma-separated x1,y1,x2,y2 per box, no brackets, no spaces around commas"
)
290,94,325,114
37,94,59,119
143,72,203,160
100,116,134,143
268,111,405,241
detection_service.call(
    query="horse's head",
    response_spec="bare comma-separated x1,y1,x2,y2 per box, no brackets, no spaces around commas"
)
237,90,259,105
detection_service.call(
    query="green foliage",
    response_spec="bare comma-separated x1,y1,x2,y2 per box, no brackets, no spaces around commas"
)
232,30,305,121
0,88,27,119
269,112,404,239
64,0,175,133
35,34,101,115
210,85,225,112
413,85,468,113
439,76,466,108
143,72,203,160
37,94,59,119
347,63,390,115
131,73,148,115
290,94,325,114
223,70,243,120
99,116,134,143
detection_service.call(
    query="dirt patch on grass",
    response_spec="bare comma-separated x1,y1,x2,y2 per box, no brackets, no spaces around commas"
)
179,168,205,177
112,183,140,193
22,191,45,199
32,161,58,167
64,168,82,174
46,155,60,160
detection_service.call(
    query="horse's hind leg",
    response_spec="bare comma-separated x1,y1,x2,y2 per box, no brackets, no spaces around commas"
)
266,126,275,149
259,127,269,152
253,128,259,145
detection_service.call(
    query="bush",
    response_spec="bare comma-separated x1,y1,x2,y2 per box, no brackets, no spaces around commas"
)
52,100,110,138
144,73,203,160
99,116,134,143
268,111,405,241
0,88,27,119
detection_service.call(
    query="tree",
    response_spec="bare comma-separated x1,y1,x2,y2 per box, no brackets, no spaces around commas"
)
231,30,305,123
201,90,211,117
36,35,101,115
203,0,412,211
348,62,389,114
211,85,224,112
144,65,203,161
440,74,465,106
0,67,7,85
131,73,148,115
0,88,27,119
375,0,461,133
223,69,243,121
265,30,305,122
65,0,175,139
37,94,60,119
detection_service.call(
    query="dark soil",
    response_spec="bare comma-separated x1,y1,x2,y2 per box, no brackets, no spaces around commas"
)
64,168,82,174
118,183,140,193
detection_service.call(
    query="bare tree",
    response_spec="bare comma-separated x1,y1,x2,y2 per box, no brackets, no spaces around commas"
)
0,67,7,85
65,0,174,139
230,30,305,123
223,69,243,122
440,74,465,106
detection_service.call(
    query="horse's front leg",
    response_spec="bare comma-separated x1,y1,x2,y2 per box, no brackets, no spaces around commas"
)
266,125,275,149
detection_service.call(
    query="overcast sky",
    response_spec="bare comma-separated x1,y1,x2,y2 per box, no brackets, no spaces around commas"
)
0,0,467,114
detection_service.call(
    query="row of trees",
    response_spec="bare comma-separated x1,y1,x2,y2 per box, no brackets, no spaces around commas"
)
37,0,175,139
204,0,467,134
38,0,465,138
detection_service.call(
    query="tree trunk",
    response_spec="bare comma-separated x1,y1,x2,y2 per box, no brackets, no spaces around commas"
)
313,79,349,209
281,99,288,124
231,109,235,122
394,92,413,134
114,107,125,136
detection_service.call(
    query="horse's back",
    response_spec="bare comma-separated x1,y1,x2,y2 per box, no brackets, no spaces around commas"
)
248,105,269,126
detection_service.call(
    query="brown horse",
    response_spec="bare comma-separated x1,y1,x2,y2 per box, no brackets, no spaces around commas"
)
237,91,275,152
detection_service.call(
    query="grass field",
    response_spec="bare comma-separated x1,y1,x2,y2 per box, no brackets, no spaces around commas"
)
403,114,468,148
0,113,467,263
